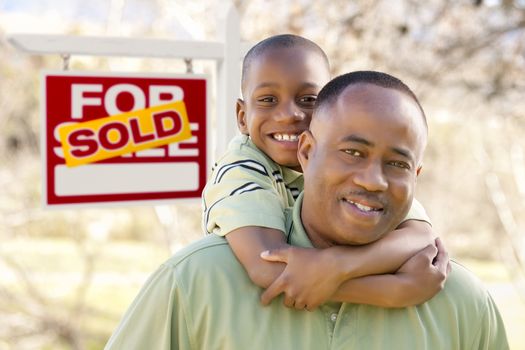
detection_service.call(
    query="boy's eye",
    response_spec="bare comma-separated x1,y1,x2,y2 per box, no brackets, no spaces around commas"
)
388,160,411,170
343,149,363,157
257,96,277,103
298,95,317,107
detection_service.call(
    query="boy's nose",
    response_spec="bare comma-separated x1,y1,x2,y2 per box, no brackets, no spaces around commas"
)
275,103,306,122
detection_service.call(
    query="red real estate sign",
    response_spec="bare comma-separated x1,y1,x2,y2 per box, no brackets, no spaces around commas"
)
42,71,209,207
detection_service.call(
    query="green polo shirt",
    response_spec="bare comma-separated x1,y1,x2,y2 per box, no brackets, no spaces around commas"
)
105,195,508,350
203,135,429,237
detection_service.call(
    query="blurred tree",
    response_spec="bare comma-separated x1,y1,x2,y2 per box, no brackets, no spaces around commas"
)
1,0,525,348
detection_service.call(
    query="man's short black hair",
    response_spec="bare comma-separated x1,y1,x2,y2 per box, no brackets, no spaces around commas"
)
241,34,330,93
314,71,428,129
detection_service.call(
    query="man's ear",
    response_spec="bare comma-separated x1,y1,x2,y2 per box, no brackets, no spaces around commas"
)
236,99,249,134
298,130,315,170
416,165,423,177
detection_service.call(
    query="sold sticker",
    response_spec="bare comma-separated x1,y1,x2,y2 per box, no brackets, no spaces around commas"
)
58,101,192,167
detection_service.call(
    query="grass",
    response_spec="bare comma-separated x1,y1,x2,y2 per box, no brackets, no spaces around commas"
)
0,238,524,349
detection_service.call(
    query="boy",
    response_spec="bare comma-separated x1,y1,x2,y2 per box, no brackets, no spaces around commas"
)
202,34,447,310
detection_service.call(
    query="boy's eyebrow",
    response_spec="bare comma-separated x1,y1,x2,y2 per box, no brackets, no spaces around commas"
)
254,82,280,90
253,82,322,90
342,134,414,161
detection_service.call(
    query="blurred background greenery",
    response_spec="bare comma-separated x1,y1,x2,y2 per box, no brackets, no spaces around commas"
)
1,0,524,349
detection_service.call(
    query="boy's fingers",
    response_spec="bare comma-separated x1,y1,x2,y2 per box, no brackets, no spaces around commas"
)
292,300,306,310
260,247,291,263
434,237,445,253
433,238,449,271
260,277,285,305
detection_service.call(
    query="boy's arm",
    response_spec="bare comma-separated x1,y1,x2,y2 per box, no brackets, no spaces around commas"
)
226,227,287,288
259,220,439,309
202,140,293,287
331,238,450,307
332,198,436,280
261,238,449,309
330,219,435,280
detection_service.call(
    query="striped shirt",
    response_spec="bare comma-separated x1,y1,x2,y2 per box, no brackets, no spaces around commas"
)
203,134,303,236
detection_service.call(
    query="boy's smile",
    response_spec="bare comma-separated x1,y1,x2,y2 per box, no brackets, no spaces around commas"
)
236,46,330,171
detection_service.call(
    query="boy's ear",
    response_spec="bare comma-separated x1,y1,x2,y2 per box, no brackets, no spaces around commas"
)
236,99,249,134
298,130,315,170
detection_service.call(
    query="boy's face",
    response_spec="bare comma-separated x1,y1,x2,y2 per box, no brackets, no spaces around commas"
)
298,84,427,247
237,46,330,171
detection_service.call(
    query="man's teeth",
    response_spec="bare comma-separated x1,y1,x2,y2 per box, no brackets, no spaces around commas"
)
273,133,299,141
349,200,380,212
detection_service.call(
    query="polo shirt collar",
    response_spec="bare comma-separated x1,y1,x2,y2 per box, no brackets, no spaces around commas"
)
286,192,315,249
281,165,302,185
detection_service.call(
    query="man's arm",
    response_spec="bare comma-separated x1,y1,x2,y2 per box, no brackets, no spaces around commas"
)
473,292,510,350
105,265,191,350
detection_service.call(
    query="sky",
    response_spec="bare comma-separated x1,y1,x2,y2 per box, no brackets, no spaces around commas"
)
0,0,212,39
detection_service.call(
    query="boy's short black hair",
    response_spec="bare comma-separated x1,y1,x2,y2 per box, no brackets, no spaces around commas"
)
241,34,330,92
314,71,428,129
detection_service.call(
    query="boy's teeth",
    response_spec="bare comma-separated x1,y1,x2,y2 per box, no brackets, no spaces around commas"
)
274,133,298,141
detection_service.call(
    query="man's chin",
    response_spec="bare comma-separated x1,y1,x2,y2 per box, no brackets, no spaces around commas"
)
338,225,389,245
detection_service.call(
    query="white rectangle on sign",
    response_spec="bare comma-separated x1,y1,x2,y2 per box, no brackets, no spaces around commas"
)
55,163,199,196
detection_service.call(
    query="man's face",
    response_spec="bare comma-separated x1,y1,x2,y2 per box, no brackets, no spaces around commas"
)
237,47,330,171
299,83,427,247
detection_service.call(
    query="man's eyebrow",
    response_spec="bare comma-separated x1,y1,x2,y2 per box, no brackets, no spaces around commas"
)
343,135,415,162
391,147,414,161
342,135,373,146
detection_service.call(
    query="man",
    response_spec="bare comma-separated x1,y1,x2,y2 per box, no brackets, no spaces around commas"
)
105,71,509,349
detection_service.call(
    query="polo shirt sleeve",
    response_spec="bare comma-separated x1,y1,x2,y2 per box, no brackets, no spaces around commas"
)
470,292,510,350
401,198,431,225
104,264,193,350
203,158,286,237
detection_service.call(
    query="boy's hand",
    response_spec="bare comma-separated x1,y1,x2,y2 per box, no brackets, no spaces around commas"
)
259,247,345,311
393,238,451,306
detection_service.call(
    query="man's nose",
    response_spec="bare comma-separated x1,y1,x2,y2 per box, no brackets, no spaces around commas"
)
352,161,388,192
275,102,306,123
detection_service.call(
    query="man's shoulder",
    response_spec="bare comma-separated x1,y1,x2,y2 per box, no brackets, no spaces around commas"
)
442,260,492,305
163,235,232,270
159,235,253,298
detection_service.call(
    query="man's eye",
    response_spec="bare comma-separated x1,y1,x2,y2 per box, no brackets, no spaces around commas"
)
258,96,277,103
389,161,410,169
343,149,363,157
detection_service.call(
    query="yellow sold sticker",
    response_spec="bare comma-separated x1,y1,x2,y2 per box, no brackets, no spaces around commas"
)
58,101,192,167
